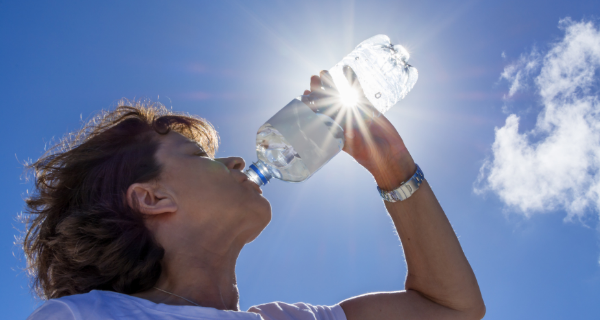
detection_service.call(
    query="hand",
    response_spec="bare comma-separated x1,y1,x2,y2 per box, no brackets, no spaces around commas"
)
303,67,416,190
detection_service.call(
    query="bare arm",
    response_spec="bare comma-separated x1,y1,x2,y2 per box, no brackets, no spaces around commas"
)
306,69,485,320
340,180,485,320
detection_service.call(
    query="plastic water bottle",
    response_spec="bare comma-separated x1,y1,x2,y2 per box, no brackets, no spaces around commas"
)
245,34,418,186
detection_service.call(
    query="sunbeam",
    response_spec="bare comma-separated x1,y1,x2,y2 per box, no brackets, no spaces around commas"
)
328,68,361,109
411,0,479,51
230,0,319,71
339,81,360,109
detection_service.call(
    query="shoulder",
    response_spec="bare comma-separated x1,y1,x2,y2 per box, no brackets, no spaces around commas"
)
27,291,107,320
28,291,267,320
27,290,143,320
28,299,76,320
248,301,347,320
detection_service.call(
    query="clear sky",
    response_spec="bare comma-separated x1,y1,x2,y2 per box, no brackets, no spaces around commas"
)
1,0,599,319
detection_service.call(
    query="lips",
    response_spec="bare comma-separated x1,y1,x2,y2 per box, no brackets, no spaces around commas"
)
243,176,263,194
253,183,263,194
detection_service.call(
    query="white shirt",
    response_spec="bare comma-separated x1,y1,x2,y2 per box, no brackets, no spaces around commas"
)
27,290,347,320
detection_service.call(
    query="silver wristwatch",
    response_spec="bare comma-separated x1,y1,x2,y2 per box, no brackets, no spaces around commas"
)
377,164,424,202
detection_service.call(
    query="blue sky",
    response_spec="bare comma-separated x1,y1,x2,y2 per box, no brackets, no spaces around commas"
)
1,0,599,319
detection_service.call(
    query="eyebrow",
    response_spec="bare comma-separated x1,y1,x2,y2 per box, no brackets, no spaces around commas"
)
183,140,202,148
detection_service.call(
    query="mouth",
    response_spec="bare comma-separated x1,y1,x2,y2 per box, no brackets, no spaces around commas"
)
244,176,263,194
252,183,263,194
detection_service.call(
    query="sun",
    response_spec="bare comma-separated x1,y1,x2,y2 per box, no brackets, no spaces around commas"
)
334,76,360,109
339,85,360,109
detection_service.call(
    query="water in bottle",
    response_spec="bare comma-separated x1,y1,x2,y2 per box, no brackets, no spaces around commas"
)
245,34,418,186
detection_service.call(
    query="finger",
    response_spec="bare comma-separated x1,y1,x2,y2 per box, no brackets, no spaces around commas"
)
342,66,365,96
342,66,368,104
310,75,322,93
319,70,337,92
303,90,311,95
342,66,380,118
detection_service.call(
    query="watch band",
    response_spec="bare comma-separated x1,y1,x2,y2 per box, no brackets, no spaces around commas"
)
377,164,424,202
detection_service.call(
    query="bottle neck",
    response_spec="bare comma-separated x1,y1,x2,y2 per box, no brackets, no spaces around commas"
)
244,160,273,187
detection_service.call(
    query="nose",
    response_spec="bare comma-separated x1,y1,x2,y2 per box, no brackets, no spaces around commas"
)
218,157,246,171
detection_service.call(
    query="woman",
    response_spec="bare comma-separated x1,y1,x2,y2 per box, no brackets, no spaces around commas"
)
25,70,485,320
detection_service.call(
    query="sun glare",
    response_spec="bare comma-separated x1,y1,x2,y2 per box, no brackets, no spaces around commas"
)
336,78,360,108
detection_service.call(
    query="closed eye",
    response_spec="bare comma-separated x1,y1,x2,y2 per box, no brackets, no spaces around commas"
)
187,141,210,158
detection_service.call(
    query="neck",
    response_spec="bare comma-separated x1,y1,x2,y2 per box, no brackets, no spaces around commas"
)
134,240,244,311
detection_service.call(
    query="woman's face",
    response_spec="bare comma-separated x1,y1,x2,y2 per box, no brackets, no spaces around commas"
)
152,131,271,251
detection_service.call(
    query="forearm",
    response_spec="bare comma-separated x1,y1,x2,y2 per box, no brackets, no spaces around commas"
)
340,175,485,320
383,178,484,315
310,69,484,318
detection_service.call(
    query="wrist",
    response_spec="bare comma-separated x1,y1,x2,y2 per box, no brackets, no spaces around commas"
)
377,164,424,202
371,156,416,190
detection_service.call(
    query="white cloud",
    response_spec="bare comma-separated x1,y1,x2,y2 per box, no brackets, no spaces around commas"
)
499,48,540,98
476,18,600,221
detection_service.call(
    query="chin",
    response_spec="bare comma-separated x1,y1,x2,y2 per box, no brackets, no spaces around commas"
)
245,203,271,244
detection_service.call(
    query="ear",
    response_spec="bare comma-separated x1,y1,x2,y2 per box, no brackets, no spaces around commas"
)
126,182,177,216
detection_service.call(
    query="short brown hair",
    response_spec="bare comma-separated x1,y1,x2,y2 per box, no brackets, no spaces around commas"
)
22,100,219,299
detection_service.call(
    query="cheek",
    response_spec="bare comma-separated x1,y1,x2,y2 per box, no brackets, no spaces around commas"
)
206,159,230,174
185,174,240,211
169,159,223,188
